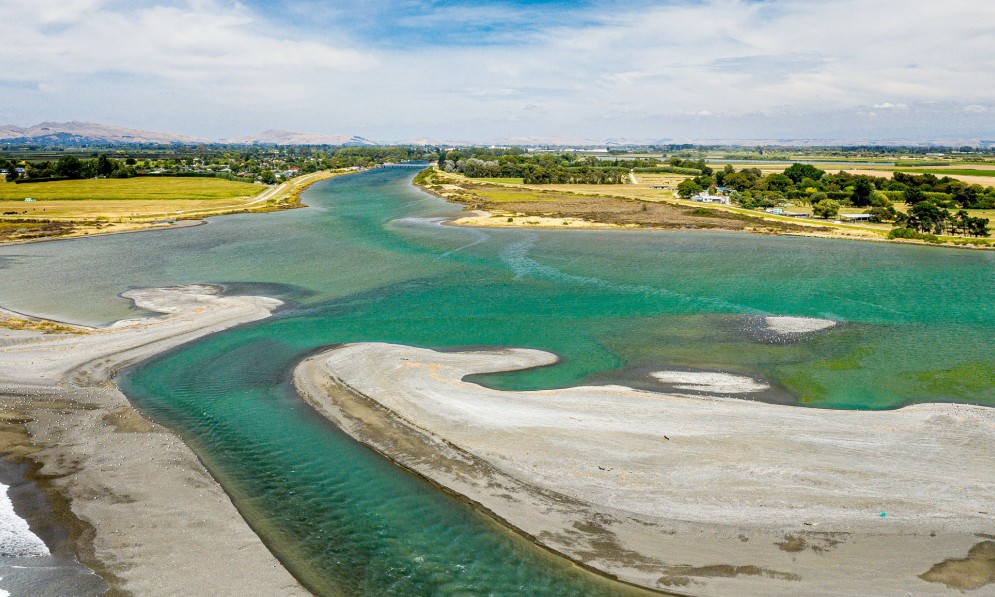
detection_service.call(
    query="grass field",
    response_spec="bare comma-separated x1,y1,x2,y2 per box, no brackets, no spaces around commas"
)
893,168,995,178
477,177,524,185
0,177,261,201
0,171,347,243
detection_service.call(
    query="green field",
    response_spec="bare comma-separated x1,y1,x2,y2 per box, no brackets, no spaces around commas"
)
894,168,995,178
0,177,262,201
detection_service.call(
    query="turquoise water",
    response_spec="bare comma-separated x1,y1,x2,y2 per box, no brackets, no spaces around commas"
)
2,166,993,594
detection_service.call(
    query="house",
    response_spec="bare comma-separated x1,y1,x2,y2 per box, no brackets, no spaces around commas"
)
24,198,36,202
694,192,730,205
842,213,874,222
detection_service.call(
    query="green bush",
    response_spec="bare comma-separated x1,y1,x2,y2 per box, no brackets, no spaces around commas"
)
888,227,939,242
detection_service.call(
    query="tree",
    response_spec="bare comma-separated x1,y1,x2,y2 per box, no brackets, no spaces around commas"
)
850,177,875,207
952,210,991,237
967,216,991,237
783,163,825,184
260,170,277,184
96,154,114,176
812,199,841,219
952,184,981,208
54,155,83,179
80,160,98,179
868,205,897,222
903,187,927,206
677,179,702,199
760,173,793,193
902,200,948,233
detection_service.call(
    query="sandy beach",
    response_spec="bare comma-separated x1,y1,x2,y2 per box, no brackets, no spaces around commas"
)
295,342,995,596
0,285,309,595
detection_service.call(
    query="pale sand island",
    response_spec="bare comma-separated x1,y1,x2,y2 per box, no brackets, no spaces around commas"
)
0,286,308,595
295,342,995,596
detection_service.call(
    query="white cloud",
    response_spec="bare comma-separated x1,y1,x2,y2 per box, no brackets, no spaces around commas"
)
1,0,994,141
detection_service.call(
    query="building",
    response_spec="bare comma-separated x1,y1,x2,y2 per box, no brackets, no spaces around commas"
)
841,213,874,222
693,192,730,205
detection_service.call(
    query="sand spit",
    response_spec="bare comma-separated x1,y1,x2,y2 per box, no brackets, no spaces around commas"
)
650,371,769,394
295,343,995,597
762,316,836,335
0,286,309,596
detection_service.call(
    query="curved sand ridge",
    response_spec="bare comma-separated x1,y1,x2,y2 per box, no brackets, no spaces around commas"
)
0,286,308,596
295,343,995,596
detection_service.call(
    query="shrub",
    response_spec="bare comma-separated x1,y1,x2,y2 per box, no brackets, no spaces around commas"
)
888,227,939,242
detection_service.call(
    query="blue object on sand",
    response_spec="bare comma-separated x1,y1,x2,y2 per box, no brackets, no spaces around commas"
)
881,512,886,518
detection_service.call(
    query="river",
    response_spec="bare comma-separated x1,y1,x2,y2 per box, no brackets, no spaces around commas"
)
1,165,992,594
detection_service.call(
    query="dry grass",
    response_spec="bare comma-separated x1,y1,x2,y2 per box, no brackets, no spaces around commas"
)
1,198,257,219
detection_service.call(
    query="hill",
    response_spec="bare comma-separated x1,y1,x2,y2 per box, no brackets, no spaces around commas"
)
223,130,376,146
0,121,207,145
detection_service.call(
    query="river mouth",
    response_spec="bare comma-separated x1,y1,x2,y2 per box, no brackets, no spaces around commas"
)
2,167,993,595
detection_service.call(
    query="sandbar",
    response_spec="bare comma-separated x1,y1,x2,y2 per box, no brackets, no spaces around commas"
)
763,316,836,335
295,342,995,596
0,285,308,595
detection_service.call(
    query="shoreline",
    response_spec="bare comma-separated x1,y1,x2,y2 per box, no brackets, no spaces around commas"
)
415,169,994,251
0,168,351,247
0,285,310,595
294,342,995,596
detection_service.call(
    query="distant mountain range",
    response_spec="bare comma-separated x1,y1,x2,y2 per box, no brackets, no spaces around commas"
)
0,121,989,148
0,122,376,147
222,130,376,146
0,121,208,145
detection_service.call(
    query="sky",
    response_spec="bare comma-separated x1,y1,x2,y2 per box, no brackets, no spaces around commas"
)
2,0,994,143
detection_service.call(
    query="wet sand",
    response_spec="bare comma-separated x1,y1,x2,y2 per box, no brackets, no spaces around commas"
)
0,286,309,596
295,342,995,596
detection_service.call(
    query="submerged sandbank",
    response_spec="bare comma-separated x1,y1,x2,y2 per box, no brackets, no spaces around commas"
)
295,342,995,596
0,285,308,596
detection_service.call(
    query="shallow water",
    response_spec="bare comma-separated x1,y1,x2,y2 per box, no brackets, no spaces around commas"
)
2,166,993,594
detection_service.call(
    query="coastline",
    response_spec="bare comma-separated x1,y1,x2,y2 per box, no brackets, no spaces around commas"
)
0,168,351,247
0,286,309,595
294,342,995,596
415,168,994,250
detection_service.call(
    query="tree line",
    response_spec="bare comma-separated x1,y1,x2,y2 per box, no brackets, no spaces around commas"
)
438,151,657,185
2,146,437,185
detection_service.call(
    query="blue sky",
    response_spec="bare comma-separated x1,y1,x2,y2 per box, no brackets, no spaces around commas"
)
2,0,994,143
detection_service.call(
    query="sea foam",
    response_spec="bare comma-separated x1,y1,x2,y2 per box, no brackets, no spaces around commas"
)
0,482,49,558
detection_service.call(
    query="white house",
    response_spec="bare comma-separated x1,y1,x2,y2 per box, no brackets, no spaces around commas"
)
694,192,730,205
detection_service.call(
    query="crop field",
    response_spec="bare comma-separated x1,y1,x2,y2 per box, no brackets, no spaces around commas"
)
0,177,261,201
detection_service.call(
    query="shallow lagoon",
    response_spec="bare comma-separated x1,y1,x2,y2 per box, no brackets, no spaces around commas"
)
2,166,993,594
